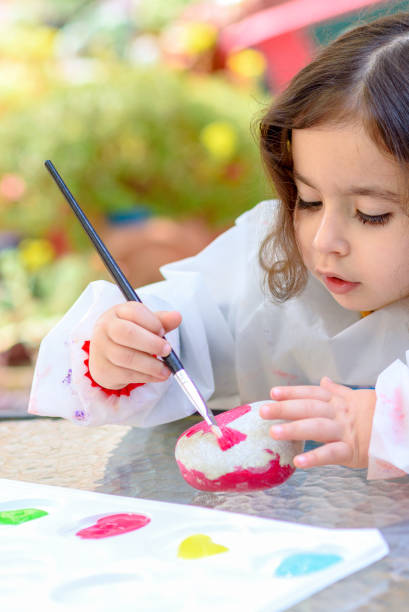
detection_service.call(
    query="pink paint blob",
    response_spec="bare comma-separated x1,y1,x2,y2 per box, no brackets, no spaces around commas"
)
183,404,251,452
216,426,247,451
75,513,150,539
176,453,294,492
215,404,252,425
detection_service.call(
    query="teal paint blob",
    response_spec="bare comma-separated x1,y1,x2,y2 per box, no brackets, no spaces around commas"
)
275,552,343,577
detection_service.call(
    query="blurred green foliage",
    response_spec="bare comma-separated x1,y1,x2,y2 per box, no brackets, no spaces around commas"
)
0,246,103,350
0,1,272,351
138,0,195,32
0,64,269,248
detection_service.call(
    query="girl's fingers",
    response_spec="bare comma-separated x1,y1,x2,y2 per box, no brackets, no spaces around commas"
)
156,310,182,333
89,361,170,388
270,384,332,402
115,302,165,334
269,417,342,443
294,441,352,468
320,376,352,398
107,317,171,357
115,303,182,336
106,342,171,380
260,399,335,421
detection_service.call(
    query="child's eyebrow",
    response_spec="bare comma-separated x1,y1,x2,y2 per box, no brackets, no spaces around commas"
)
293,170,401,204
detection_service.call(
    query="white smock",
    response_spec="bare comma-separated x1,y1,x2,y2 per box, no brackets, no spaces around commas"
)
28,200,409,479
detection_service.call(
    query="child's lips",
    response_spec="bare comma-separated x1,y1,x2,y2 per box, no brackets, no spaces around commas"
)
321,274,361,294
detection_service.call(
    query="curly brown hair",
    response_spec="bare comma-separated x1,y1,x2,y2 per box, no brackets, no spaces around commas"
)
259,12,409,302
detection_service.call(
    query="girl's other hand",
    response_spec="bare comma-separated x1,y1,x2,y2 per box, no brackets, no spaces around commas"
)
259,378,376,469
88,302,182,390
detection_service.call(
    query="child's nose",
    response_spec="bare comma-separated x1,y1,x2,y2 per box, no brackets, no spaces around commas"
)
312,210,350,256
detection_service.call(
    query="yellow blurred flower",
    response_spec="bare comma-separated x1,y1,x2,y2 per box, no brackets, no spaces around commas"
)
200,121,238,161
185,23,217,55
19,239,55,272
163,22,217,57
227,49,266,79
0,25,57,61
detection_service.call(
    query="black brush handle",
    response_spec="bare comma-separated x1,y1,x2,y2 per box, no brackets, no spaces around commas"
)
44,160,183,374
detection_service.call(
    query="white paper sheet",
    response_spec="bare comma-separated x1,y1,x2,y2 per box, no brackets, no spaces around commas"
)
0,479,388,612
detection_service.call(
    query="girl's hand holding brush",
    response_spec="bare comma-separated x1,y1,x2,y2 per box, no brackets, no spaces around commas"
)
89,302,182,390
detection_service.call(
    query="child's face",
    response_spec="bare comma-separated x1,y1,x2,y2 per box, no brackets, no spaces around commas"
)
292,122,409,312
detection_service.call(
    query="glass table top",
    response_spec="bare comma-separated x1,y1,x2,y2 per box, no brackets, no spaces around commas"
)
1,413,408,610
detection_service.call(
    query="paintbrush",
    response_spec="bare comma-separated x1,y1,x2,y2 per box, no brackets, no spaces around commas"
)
44,160,222,438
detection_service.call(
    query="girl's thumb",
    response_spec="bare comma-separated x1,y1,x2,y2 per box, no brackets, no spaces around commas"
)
156,310,182,333
320,376,349,397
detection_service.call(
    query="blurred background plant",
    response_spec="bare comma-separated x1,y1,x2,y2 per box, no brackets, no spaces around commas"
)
0,0,271,368
0,0,408,398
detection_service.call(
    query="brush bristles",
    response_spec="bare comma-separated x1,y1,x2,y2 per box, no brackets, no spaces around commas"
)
211,424,223,439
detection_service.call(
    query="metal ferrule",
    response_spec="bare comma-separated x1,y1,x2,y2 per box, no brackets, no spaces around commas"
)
174,369,218,428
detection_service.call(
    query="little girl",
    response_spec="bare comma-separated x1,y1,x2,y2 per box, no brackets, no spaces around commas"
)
30,12,409,480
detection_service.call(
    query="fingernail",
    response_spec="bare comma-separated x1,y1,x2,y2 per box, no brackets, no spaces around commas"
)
295,455,307,466
259,405,270,418
271,387,280,398
159,327,166,337
271,425,283,437
161,342,171,357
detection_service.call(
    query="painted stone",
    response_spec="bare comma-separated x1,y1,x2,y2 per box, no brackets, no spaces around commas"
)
175,402,304,492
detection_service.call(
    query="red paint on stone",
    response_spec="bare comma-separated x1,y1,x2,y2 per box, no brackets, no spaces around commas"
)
215,404,252,425
184,404,251,438
176,453,294,492
216,426,247,451
180,404,251,452
75,513,150,539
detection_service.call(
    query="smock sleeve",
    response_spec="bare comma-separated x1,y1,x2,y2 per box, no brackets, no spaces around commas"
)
367,351,409,479
28,201,273,427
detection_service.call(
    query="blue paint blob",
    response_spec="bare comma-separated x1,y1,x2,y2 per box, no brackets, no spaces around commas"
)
275,552,343,577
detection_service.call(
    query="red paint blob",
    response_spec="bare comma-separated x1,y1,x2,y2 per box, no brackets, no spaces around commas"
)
176,453,294,492
182,404,251,452
75,513,150,539
217,426,247,451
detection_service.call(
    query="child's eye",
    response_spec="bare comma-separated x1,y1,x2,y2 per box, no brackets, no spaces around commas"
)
356,211,391,225
297,198,391,226
296,197,322,209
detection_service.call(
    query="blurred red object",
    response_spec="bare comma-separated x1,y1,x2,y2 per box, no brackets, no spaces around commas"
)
46,228,72,256
218,0,386,90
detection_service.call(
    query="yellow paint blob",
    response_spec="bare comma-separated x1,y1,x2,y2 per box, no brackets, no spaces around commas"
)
177,534,229,559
